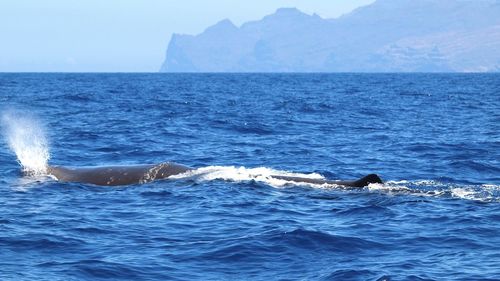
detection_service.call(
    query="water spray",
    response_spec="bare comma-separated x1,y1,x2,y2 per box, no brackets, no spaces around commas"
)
1,111,50,175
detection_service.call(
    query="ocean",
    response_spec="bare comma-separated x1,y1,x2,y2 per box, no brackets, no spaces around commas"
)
0,73,499,280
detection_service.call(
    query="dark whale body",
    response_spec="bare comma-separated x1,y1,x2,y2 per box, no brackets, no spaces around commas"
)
271,174,383,188
48,162,192,186
47,162,383,187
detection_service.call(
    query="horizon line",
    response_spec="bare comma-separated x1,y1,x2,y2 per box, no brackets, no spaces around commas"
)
1,71,499,75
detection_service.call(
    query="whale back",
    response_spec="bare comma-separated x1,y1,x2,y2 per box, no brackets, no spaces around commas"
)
268,173,383,187
48,162,192,186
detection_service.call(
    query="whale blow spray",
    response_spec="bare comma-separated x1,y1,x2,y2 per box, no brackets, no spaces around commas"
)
1,111,50,175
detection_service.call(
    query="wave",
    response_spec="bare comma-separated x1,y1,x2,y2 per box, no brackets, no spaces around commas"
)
169,165,326,187
380,180,500,202
0,111,496,202
171,166,500,202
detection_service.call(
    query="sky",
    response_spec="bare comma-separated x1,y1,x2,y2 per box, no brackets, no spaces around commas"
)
0,0,375,72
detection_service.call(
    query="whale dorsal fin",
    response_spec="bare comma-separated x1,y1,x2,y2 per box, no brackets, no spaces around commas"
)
352,174,383,187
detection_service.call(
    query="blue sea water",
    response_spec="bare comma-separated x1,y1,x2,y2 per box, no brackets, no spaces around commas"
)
0,73,499,281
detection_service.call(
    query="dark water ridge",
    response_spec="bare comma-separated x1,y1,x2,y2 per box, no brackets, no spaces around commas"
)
0,73,499,280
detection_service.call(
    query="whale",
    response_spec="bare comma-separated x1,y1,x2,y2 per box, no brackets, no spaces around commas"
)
47,162,192,186
47,162,383,187
271,174,383,188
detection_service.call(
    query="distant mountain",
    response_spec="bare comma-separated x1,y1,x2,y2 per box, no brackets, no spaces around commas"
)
160,0,500,72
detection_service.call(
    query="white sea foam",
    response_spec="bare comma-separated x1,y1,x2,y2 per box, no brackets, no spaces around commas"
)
450,188,476,200
1,111,50,175
170,165,328,188
385,180,499,202
449,185,500,202
172,168,499,202
367,182,410,192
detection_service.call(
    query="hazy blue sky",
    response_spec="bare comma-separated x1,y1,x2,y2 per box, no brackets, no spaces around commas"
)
0,0,375,72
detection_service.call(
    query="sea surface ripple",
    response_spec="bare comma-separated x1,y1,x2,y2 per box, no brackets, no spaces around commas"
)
0,73,499,280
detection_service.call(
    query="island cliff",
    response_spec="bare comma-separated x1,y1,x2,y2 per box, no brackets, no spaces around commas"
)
160,0,500,72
